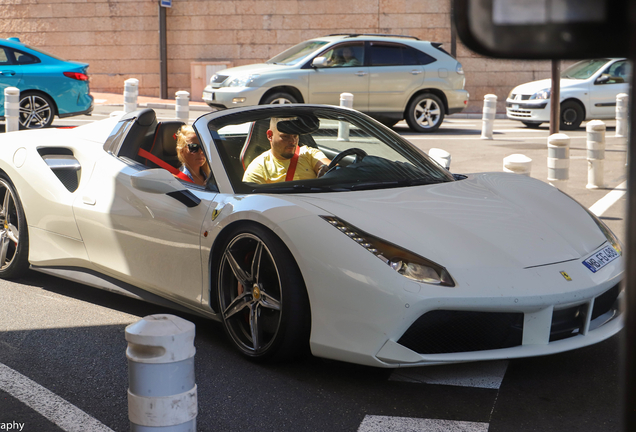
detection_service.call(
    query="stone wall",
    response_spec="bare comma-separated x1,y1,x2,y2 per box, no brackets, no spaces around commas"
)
0,0,557,113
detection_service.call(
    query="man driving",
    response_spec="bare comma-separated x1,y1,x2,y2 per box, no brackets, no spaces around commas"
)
243,116,331,184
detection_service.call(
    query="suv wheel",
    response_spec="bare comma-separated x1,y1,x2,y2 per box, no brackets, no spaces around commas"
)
262,92,298,105
406,93,444,133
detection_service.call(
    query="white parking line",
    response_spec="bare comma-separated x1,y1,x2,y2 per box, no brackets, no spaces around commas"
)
358,415,489,432
0,362,114,432
389,360,508,389
589,180,627,216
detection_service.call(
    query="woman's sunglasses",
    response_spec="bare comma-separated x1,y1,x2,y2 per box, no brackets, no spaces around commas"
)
187,143,202,153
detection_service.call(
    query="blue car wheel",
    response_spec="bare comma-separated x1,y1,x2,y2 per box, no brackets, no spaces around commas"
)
19,92,54,129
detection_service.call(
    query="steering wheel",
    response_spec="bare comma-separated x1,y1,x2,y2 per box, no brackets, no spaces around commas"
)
325,148,368,175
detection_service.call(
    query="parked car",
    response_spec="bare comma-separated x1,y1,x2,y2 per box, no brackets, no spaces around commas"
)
506,58,630,130
0,37,93,129
202,34,469,132
0,103,622,366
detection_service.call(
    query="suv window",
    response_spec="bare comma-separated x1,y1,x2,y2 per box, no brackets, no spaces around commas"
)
368,43,436,66
320,43,364,68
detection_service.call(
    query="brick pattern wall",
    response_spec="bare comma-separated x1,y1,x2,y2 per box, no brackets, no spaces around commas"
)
0,0,557,113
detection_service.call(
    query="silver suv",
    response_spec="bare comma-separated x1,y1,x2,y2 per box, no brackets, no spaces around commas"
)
203,34,468,132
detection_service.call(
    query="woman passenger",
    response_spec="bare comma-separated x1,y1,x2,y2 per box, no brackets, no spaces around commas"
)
175,125,210,186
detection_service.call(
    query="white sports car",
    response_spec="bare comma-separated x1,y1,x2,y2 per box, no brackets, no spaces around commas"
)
0,104,623,367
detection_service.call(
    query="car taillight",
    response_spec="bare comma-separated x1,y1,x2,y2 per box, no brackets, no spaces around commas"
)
64,72,89,81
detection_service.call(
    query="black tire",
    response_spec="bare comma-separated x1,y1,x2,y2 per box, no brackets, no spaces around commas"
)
405,93,445,133
522,121,542,128
215,223,310,362
378,119,399,128
19,91,55,129
560,100,584,130
0,176,29,279
261,92,298,105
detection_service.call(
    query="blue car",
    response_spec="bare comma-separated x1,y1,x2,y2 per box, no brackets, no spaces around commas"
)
0,38,93,129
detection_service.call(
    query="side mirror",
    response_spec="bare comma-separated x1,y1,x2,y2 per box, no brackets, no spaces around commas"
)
311,57,328,68
428,148,451,170
131,169,201,207
595,74,611,84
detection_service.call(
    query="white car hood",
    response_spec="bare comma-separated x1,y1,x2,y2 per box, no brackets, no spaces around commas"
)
512,78,585,95
296,173,605,270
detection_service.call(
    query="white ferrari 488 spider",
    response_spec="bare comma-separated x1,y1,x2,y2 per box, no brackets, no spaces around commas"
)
0,104,623,367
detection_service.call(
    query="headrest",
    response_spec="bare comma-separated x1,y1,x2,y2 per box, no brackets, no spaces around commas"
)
158,122,185,156
276,114,320,135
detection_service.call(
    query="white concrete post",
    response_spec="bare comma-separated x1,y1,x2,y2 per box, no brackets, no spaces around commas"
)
481,94,497,140
4,87,19,132
175,91,190,122
503,154,532,176
124,78,139,113
338,92,354,141
615,93,628,138
126,314,197,432
547,133,570,190
428,148,451,170
586,120,606,189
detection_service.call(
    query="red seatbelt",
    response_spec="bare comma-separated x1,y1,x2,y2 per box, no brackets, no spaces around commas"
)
137,148,194,183
285,145,300,182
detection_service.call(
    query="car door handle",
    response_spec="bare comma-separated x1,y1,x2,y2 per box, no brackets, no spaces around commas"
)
411,70,423,75
0,71,16,76
355,71,367,76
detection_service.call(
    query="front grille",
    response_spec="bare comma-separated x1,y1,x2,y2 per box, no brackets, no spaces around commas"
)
397,311,524,354
592,283,620,319
507,108,532,117
511,94,532,100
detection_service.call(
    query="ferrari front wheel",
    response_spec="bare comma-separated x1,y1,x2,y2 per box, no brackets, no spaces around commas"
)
0,176,29,279
216,224,310,362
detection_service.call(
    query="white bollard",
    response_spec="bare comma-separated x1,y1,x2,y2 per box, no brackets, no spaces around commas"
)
4,87,19,132
124,78,139,113
547,133,570,190
481,94,497,140
586,120,606,189
338,92,354,141
175,91,190,122
503,154,532,176
615,93,628,138
126,314,197,432
428,148,451,170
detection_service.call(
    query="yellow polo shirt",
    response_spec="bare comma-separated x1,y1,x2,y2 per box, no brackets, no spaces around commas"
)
243,146,327,184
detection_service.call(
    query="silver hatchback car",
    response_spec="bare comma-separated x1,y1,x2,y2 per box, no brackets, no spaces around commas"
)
203,34,469,132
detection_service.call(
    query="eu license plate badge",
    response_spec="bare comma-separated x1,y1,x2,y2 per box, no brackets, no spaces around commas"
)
582,245,620,273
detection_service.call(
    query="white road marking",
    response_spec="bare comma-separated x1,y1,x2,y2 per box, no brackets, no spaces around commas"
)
389,360,508,389
589,180,627,217
358,415,489,432
0,362,115,432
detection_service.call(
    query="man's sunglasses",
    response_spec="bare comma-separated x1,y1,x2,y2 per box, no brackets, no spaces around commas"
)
187,143,202,153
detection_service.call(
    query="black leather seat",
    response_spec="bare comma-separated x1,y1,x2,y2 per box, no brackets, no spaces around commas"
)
142,121,185,170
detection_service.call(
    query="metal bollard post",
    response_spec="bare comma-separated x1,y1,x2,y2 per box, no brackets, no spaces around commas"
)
428,148,451,170
126,314,197,432
616,93,628,138
481,94,497,140
175,91,190,122
547,133,570,189
586,120,606,189
338,92,353,141
4,87,19,132
503,154,532,176
124,78,139,113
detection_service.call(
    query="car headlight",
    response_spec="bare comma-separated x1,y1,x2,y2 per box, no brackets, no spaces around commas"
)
321,216,455,287
225,74,260,88
585,208,623,255
529,88,551,100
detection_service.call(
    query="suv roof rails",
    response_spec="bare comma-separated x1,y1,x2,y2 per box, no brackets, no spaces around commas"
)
327,33,420,40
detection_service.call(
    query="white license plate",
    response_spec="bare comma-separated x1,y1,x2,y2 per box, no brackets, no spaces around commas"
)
512,104,519,110
582,245,619,273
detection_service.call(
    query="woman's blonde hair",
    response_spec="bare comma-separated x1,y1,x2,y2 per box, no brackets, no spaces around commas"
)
175,124,211,177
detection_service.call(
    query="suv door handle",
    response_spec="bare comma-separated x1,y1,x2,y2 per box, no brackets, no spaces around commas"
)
355,71,368,76
411,70,423,75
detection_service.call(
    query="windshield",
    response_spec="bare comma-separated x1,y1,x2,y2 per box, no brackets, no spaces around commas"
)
267,40,329,66
561,59,610,79
208,106,455,194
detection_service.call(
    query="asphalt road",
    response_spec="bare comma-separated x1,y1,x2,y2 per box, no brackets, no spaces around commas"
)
0,108,627,432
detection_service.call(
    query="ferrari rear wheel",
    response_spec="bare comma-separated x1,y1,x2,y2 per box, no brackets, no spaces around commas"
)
216,224,310,361
0,176,29,279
